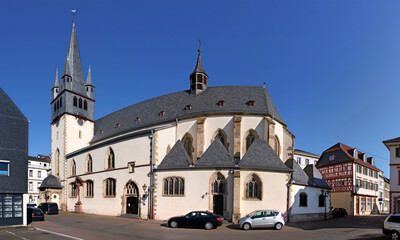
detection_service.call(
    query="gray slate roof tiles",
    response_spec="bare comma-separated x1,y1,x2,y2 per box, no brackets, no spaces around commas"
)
38,174,63,190
239,139,292,172
0,88,27,121
194,139,235,168
157,140,191,169
285,159,331,189
92,86,283,144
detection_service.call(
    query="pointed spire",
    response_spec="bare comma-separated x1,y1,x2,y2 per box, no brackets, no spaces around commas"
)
53,68,59,88
191,48,207,76
85,65,93,86
61,21,86,95
190,41,208,94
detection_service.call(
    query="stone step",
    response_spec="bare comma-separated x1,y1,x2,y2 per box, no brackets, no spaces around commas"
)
120,214,140,219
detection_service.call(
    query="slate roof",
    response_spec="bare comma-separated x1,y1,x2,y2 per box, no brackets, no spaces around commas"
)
285,159,330,189
38,174,63,190
157,140,191,169
316,142,381,171
92,86,283,144
191,51,207,76
0,87,27,121
60,22,87,97
239,139,292,172
294,149,320,159
194,139,235,168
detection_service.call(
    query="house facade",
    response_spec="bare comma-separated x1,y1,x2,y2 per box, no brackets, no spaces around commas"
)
28,155,51,204
0,88,29,226
383,137,400,214
48,21,297,223
316,143,381,216
294,149,320,169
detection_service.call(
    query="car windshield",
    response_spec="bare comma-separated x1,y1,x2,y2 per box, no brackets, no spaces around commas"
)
246,211,259,217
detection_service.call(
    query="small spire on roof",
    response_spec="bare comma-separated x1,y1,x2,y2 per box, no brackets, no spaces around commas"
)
86,65,93,86
71,9,77,23
53,68,59,88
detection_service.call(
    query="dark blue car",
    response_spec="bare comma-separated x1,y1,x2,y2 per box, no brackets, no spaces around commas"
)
168,211,223,230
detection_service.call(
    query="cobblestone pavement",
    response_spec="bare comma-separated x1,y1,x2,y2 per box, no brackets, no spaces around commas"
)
0,213,389,240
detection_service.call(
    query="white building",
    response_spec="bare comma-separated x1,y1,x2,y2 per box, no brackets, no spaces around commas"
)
28,155,51,204
285,159,331,222
383,137,400,213
294,149,319,169
40,20,336,224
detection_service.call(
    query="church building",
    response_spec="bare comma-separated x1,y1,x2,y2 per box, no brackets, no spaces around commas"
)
46,20,298,223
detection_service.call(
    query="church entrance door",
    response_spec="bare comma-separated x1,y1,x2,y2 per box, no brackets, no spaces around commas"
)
126,197,138,214
213,195,223,216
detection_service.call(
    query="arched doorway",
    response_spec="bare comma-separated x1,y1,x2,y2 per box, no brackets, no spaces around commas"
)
125,181,139,215
211,172,226,216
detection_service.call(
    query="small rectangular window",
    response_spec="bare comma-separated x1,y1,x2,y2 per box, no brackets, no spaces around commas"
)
38,171,41,178
29,182,33,191
128,162,135,173
159,111,165,117
397,148,400,158
29,170,33,177
0,161,9,175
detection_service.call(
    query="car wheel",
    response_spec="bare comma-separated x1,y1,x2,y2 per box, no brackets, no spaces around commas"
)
205,222,213,230
169,221,178,228
242,223,251,231
391,231,399,240
274,223,283,230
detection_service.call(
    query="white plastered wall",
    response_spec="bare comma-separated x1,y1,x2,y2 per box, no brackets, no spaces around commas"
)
290,184,330,215
204,116,234,157
240,116,264,158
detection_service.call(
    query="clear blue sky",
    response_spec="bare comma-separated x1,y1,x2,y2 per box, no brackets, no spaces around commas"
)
0,1,398,177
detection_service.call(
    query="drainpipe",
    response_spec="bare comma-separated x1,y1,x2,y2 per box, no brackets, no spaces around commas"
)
286,176,293,223
149,130,154,220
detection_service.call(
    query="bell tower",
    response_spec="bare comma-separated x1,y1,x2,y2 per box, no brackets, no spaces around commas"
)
50,19,95,209
190,46,208,94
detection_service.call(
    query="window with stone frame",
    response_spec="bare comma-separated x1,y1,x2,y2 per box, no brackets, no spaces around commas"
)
163,177,184,196
85,180,94,197
318,194,325,207
86,154,93,173
126,181,138,195
245,174,262,200
106,148,115,169
70,183,77,198
245,130,259,151
71,160,76,176
214,129,228,150
212,173,226,194
273,136,280,156
299,192,308,207
182,133,194,164
104,178,116,197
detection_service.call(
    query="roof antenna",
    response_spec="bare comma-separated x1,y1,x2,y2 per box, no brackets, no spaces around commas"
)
71,9,77,23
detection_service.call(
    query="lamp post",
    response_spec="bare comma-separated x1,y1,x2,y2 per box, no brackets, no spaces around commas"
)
321,189,330,220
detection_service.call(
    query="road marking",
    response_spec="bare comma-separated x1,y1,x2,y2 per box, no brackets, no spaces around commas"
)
35,227,84,240
5,230,29,240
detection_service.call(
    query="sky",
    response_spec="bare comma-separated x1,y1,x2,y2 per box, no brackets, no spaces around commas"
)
0,0,399,177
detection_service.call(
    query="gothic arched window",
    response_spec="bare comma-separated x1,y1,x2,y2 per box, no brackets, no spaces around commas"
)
212,173,225,194
71,159,76,176
182,133,194,164
86,154,93,173
126,181,138,196
104,178,116,197
106,148,115,169
163,177,184,196
84,100,87,110
273,136,280,156
300,192,308,207
246,174,262,200
85,180,94,197
245,130,259,151
73,96,77,106
79,98,83,108
214,129,228,150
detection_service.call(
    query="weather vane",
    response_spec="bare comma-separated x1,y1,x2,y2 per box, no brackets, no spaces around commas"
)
198,39,201,52
71,9,77,22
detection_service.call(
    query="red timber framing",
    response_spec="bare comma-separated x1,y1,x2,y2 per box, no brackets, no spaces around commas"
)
318,162,353,192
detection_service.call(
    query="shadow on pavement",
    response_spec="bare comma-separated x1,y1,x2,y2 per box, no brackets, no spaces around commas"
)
287,215,387,231
348,233,388,240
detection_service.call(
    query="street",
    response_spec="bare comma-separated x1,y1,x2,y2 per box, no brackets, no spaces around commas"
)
0,213,389,240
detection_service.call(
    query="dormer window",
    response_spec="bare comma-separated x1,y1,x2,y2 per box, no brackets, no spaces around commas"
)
159,111,165,117
218,100,225,106
363,154,367,162
99,130,104,134
185,105,192,111
329,155,335,161
248,100,255,106
136,117,140,123
116,123,120,128
353,149,358,159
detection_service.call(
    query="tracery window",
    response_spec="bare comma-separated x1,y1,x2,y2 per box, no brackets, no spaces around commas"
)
86,154,93,173
299,192,308,207
245,130,259,151
212,173,225,194
104,178,116,197
163,177,184,196
70,183,77,197
71,160,76,176
85,180,94,197
126,182,138,195
214,129,228,150
245,174,262,200
182,133,193,164
106,148,115,169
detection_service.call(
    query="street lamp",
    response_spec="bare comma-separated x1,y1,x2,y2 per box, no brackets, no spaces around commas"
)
321,190,330,220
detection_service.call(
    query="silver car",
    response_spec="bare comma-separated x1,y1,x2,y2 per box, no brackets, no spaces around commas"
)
238,210,285,230
383,214,400,240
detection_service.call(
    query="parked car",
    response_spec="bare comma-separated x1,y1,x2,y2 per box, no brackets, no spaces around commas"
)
27,203,37,208
330,208,348,218
38,202,59,215
383,214,400,240
27,208,45,221
168,211,223,230
238,210,285,230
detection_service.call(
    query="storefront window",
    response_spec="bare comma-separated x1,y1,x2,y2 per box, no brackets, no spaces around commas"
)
367,198,371,211
361,197,366,211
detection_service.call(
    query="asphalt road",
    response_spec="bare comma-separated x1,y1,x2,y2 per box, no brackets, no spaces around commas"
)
0,213,389,240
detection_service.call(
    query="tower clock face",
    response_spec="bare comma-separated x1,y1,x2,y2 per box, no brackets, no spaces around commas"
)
77,119,84,126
